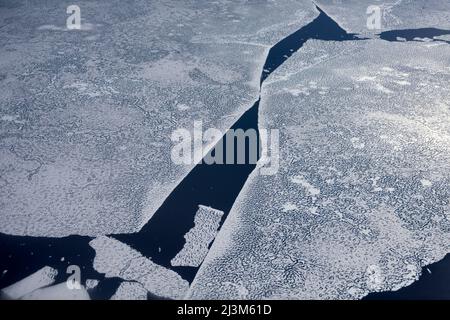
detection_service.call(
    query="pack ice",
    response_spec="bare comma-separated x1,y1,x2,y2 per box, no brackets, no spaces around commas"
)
314,0,450,35
0,0,318,236
188,36,450,299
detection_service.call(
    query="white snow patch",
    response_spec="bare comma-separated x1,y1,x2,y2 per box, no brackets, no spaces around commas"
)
350,137,365,149
290,175,320,196
282,202,298,212
421,179,433,187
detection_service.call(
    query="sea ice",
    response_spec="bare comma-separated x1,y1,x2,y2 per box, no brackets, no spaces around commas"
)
89,236,189,299
0,0,318,237
110,281,148,300
21,282,90,300
315,0,450,35
188,38,450,299
171,205,224,267
0,266,57,299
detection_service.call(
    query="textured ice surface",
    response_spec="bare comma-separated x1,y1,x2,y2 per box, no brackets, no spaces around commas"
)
315,0,450,34
110,281,148,300
171,205,224,267
21,282,90,300
0,0,318,236
0,266,57,299
89,236,189,299
188,38,450,299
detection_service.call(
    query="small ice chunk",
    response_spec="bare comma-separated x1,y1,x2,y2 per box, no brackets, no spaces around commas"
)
1,266,57,299
85,279,99,290
89,236,189,299
110,282,148,300
21,282,90,300
171,205,224,267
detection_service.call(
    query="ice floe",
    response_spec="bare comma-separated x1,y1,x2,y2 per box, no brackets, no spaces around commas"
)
0,266,57,299
0,0,318,237
315,0,450,35
188,38,450,299
171,205,224,267
90,236,189,299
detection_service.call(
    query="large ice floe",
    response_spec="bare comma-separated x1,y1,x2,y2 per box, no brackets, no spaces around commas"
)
0,0,318,236
315,0,450,35
188,36,450,299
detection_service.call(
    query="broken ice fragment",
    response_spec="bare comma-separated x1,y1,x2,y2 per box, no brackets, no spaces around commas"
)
1,266,57,299
89,236,189,300
21,282,90,300
171,205,224,267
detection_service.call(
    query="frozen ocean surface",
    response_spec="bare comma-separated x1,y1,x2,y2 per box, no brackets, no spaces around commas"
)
0,0,318,236
188,37,450,299
315,0,450,34
90,236,189,299
1,266,57,299
1,0,450,300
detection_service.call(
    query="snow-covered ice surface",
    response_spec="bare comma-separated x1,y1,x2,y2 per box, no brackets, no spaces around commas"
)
2,0,450,300
171,205,224,267
110,281,148,300
0,266,57,299
0,0,318,237
315,0,450,35
188,37,450,299
89,236,189,299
